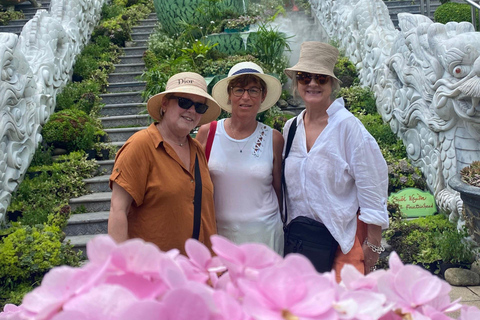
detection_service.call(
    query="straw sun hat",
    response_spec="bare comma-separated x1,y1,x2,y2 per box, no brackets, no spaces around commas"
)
212,62,282,113
284,42,340,82
147,72,221,126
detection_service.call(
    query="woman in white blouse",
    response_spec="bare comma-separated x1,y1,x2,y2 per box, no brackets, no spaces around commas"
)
282,42,389,281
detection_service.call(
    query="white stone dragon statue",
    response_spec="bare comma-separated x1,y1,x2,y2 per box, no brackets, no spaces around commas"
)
0,0,105,223
310,0,480,222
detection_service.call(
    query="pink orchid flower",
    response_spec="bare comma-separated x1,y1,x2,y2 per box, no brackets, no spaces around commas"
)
210,235,282,282
458,305,480,320
377,252,461,319
238,254,339,319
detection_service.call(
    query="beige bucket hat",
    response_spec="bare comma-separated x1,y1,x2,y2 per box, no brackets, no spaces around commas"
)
212,62,282,113
147,72,221,126
285,42,340,81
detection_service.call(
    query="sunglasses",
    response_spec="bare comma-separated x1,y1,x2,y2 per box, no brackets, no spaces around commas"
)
171,96,209,114
295,72,329,85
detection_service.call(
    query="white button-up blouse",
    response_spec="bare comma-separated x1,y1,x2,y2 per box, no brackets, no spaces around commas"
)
283,98,389,254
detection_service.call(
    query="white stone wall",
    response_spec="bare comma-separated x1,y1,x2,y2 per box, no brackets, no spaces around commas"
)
0,0,106,222
310,0,480,220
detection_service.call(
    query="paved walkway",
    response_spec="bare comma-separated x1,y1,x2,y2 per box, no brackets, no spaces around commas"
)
449,285,480,318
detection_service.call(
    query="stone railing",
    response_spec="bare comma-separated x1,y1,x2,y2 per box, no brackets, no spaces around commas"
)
310,0,480,221
0,0,106,222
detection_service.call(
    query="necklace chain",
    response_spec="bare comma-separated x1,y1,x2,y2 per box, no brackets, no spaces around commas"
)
229,120,254,153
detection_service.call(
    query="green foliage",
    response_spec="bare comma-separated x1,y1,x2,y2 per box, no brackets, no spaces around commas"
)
73,36,120,83
0,9,24,26
434,2,477,24
200,55,258,77
388,159,427,194
55,80,103,115
248,24,292,84
260,106,294,132
181,40,219,69
384,214,475,267
9,152,97,225
460,160,480,187
42,109,98,153
339,86,377,115
0,223,81,308
334,56,359,88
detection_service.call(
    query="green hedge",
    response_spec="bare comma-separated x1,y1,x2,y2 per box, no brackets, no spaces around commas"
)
434,2,477,25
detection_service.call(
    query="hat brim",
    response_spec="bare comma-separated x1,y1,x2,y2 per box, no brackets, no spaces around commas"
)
212,73,282,113
284,66,340,82
147,86,221,126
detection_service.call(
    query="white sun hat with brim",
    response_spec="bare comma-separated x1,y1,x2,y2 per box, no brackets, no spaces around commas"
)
147,72,221,126
212,61,282,113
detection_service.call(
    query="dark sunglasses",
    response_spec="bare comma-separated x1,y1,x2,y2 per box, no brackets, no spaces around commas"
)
171,96,209,114
295,72,329,85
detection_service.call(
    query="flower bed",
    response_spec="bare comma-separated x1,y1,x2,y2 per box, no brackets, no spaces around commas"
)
1,235,479,320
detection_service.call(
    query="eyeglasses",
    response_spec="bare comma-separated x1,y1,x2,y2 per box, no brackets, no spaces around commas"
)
295,72,329,85
231,87,263,98
170,96,209,114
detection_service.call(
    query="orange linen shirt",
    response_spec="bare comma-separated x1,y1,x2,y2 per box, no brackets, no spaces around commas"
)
109,123,217,255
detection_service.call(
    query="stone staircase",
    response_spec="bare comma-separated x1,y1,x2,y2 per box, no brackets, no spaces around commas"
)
0,1,50,35
64,13,157,255
384,0,442,27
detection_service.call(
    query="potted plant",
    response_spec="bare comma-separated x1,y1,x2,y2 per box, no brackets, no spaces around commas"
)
223,15,261,33
448,161,480,244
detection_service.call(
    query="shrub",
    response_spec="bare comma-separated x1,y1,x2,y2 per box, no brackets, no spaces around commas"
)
0,10,24,26
55,80,103,115
8,152,97,225
334,56,359,88
384,214,475,268
339,86,377,115
0,223,81,308
42,109,98,152
434,2,477,24
387,158,427,193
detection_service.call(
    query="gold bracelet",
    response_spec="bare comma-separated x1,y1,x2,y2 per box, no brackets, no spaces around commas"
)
364,239,385,253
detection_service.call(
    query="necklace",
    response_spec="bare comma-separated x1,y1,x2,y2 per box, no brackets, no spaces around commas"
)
228,120,254,153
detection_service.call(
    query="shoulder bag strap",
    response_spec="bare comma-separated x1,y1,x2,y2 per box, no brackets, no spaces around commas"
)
205,121,217,162
281,117,298,226
192,154,202,240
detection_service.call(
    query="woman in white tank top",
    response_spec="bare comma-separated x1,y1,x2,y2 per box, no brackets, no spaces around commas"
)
196,62,285,254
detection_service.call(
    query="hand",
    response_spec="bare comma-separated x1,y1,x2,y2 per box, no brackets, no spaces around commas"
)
362,241,380,275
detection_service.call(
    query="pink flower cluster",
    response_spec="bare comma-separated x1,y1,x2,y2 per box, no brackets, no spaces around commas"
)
1,235,479,320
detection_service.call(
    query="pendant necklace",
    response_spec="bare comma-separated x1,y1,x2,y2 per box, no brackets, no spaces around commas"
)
229,120,254,153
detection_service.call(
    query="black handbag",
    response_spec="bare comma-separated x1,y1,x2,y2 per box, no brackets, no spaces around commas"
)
282,117,339,273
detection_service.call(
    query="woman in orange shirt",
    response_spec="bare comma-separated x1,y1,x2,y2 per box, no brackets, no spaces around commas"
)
108,72,221,254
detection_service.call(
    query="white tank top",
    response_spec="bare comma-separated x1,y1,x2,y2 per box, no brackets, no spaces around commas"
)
208,119,283,254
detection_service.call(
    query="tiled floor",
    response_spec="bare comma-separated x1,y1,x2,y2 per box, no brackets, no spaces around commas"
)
448,285,480,318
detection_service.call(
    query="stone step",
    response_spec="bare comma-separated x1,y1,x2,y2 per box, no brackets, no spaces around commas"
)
131,32,151,41
65,234,95,256
118,55,144,65
69,192,112,212
96,159,115,175
114,63,145,73
64,211,109,236
99,91,144,105
108,72,144,84
84,175,111,193
122,46,148,56
105,126,147,142
106,81,146,93
0,25,22,34
100,114,152,128
4,19,29,26
132,25,155,34
132,39,148,47
139,19,158,27
100,102,147,117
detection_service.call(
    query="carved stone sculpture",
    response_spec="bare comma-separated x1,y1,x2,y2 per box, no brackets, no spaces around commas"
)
0,0,106,222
